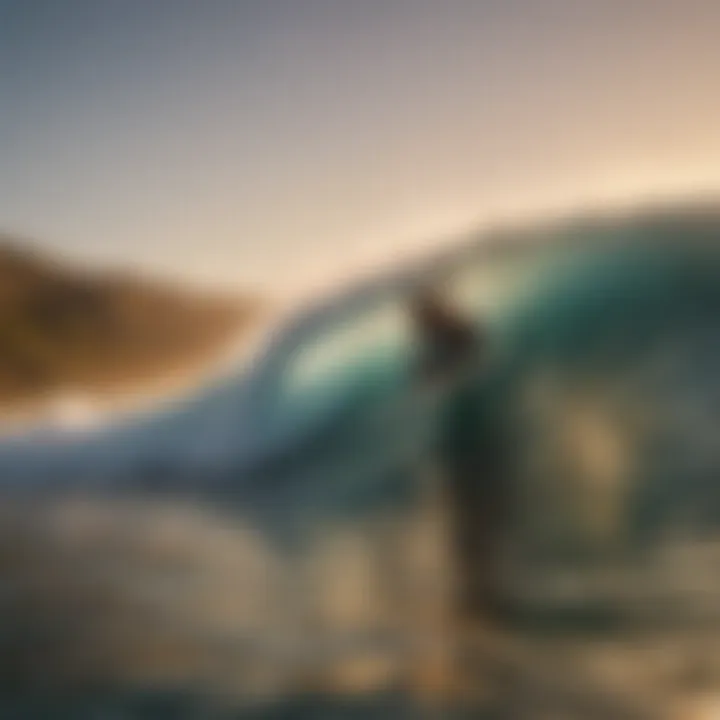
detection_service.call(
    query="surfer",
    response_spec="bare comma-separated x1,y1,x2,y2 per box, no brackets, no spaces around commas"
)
409,281,508,624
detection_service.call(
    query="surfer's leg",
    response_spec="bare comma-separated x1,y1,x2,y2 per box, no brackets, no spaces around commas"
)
444,463,510,626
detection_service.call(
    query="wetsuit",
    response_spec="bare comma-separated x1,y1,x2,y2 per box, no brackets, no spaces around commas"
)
412,294,507,621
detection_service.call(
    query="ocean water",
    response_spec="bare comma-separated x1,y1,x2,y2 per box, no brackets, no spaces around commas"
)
2,205,720,718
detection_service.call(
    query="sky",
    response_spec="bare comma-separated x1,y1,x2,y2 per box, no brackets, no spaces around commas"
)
2,0,720,297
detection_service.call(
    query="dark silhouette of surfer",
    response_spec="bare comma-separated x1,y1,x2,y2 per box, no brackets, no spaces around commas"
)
410,283,508,623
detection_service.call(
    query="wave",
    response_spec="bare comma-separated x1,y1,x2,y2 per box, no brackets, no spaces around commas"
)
1,201,720,715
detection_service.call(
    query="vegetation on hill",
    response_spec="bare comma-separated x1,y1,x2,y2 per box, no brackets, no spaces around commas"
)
0,239,259,409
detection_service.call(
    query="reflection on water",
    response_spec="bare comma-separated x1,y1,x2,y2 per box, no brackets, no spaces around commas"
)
9,496,720,718
1,206,720,717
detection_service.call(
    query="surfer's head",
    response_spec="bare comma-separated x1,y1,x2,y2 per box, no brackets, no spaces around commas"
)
408,277,467,332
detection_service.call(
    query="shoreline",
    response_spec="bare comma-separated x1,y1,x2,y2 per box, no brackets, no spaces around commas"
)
0,305,282,438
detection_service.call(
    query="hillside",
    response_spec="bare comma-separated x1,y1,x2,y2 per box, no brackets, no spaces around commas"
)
0,239,260,411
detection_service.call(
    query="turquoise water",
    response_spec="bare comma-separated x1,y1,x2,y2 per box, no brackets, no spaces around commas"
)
250,218,720,552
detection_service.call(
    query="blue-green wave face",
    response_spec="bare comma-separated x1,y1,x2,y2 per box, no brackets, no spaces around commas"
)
264,207,720,550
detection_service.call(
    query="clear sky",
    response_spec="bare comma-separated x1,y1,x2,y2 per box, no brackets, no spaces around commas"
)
2,0,720,296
